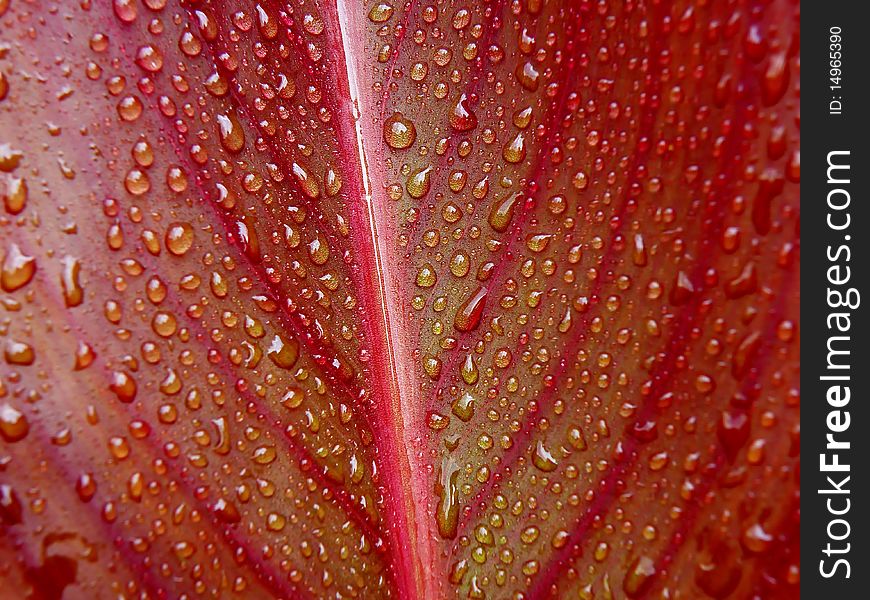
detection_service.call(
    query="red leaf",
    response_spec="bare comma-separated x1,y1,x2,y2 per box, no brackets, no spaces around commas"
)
0,0,799,598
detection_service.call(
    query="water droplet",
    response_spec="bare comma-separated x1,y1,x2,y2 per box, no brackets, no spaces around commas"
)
515,61,540,91
488,192,523,232
0,403,28,442
454,286,487,332
124,168,150,196
624,555,657,597
152,311,178,338
670,270,695,305
460,355,478,384
449,94,477,132
60,255,83,307
502,132,527,163
0,144,22,172
267,334,299,369
406,166,433,199
75,473,97,502
1,243,36,291
368,3,394,23
110,371,137,403
292,162,320,199
4,339,34,366
435,456,460,538
113,0,137,23
383,112,417,149
718,410,750,460
532,440,558,471
165,222,194,256
2,177,27,214
452,392,475,422
213,498,241,524
525,233,553,253
281,387,305,410
74,341,96,371
416,263,437,288
567,426,587,451
308,234,330,265
217,112,245,153
135,44,163,72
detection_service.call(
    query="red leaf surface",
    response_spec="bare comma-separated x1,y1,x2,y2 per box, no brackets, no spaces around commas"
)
0,0,799,598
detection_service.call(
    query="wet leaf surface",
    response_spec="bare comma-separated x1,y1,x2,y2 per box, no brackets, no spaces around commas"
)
0,0,799,598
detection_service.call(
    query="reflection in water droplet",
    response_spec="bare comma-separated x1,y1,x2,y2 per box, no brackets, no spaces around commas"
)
0,403,29,442
436,456,460,539
532,440,558,472
406,166,432,199
383,112,417,149
216,112,245,153
1,243,36,292
454,286,487,332
449,94,477,132
267,334,299,369
488,192,523,233
165,222,194,256
60,255,84,307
